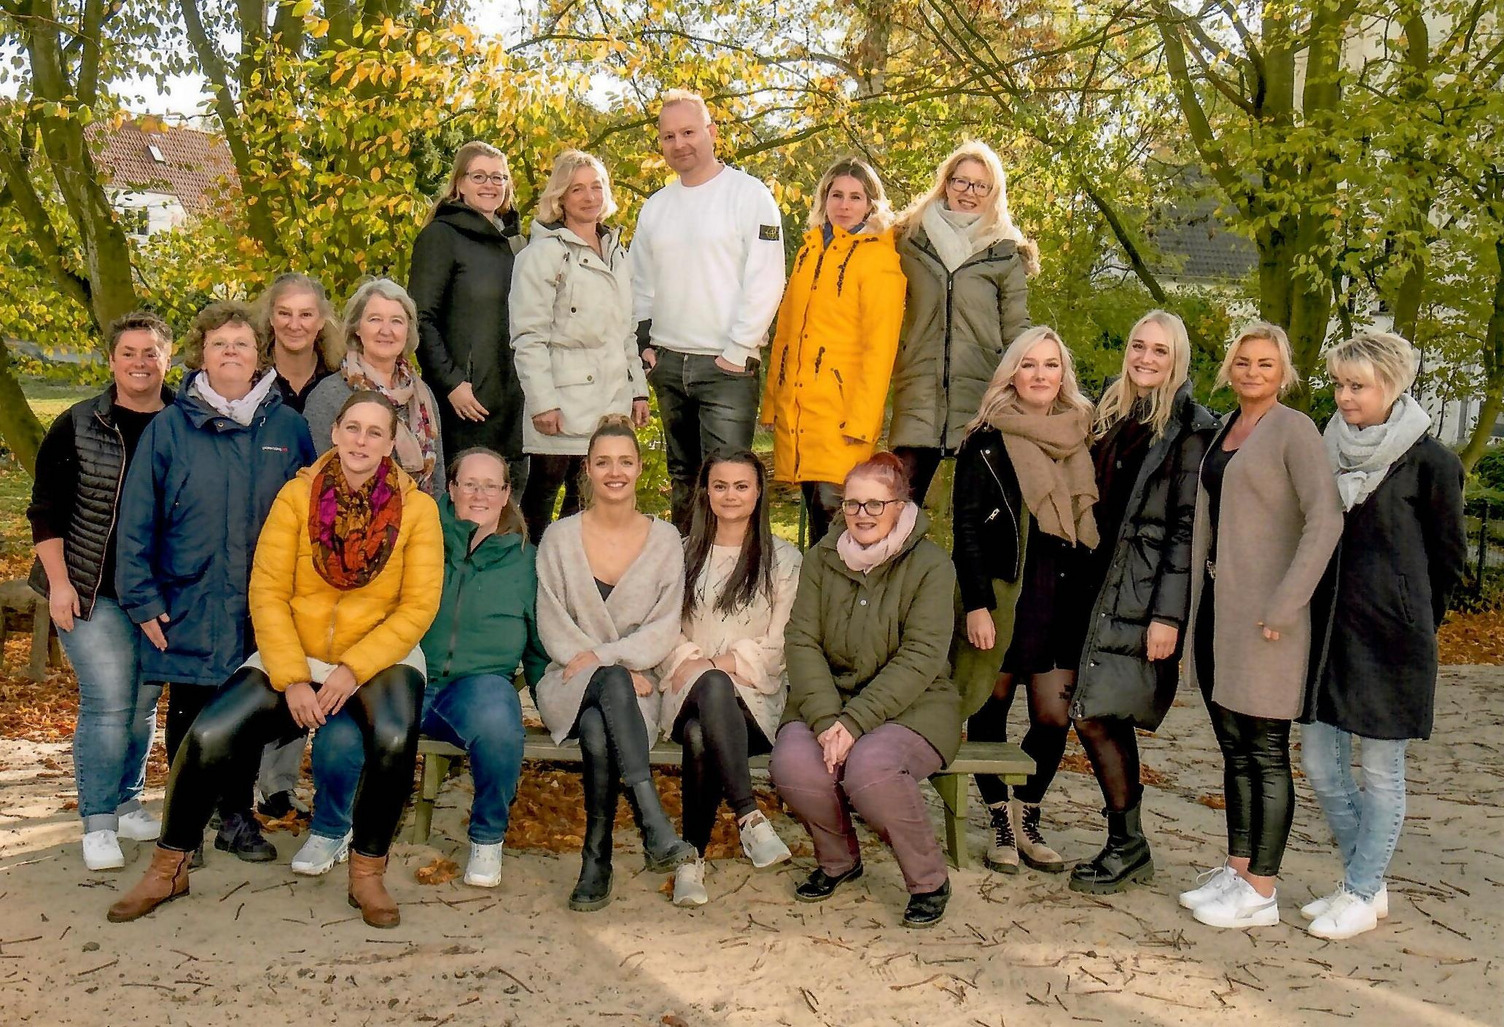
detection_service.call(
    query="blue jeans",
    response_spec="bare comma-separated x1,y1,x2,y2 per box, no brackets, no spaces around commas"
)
60,596,162,832
1300,720,1409,900
311,674,524,844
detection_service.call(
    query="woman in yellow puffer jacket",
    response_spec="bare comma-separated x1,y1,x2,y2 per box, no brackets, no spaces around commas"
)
761,157,906,544
108,392,442,931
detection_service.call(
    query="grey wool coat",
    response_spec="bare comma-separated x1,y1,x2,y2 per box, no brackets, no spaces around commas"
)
1184,403,1343,720
533,513,685,743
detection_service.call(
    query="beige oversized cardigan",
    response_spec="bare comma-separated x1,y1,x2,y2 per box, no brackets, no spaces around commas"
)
1184,403,1343,720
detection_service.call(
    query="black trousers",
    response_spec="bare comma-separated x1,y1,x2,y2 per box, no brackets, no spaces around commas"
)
163,683,255,821
573,665,655,787
1196,578,1294,877
159,666,423,858
890,446,945,508
800,481,844,548
520,454,584,544
672,670,771,853
966,671,1073,806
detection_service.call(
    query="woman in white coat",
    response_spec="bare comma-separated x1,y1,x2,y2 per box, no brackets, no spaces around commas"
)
510,150,651,542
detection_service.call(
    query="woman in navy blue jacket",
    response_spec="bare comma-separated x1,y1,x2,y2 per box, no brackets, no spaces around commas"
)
115,301,314,865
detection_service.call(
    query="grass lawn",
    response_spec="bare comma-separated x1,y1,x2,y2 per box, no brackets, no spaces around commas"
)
1,380,96,566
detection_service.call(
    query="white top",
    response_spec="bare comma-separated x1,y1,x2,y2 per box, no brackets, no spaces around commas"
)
656,537,802,743
629,165,787,368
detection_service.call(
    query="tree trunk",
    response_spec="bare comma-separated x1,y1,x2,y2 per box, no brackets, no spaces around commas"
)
1459,239,1504,473
0,338,44,476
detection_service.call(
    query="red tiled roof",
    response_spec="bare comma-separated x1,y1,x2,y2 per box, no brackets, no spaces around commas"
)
87,118,239,216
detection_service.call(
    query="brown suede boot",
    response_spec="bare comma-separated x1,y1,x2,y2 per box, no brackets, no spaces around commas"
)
107,846,191,922
347,852,400,928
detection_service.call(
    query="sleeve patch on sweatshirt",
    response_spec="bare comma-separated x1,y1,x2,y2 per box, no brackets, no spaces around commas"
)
758,224,781,241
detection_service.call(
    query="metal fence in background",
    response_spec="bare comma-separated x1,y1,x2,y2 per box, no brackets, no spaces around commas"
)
1465,499,1503,598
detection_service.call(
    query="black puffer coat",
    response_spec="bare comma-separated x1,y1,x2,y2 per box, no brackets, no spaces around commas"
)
1071,383,1217,728
409,201,525,458
1307,435,1466,740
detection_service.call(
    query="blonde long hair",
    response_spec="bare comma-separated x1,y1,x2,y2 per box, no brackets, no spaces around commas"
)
967,326,1094,434
428,141,514,224
806,157,894,233
897,140,1025,247
1093,310,1192,440
253,272,344,372
535,149,618,225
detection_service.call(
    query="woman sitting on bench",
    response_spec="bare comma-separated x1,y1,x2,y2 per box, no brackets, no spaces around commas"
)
657,449,801,907
108,392,443,929
534,415,696,912
295,446,548,890
770,452,961,929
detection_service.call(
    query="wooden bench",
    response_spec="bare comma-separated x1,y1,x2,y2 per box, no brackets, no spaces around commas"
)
409,729,1032,869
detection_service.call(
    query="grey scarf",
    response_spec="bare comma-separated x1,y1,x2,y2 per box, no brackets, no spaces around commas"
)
1323,393,1431,510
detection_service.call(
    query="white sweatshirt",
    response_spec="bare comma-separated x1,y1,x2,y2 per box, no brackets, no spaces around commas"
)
630,164,787,368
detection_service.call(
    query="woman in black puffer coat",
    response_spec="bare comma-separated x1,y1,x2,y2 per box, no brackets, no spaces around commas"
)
410,141,527,479
1069,311,1216,895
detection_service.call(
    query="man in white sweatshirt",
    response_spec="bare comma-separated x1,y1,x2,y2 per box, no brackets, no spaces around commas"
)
632,89,786,531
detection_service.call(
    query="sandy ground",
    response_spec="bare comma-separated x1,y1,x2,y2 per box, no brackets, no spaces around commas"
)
1,666,1500,1027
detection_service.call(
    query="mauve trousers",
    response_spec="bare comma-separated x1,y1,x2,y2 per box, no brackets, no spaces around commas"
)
771,721,946,894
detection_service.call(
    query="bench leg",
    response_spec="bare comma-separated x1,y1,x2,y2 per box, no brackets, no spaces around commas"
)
932,775,968,870
410,752,449,845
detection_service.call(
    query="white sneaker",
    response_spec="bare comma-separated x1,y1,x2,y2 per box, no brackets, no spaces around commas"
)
1192,875,1280,929
1178,864,1238,909
82,830,125,871
673,857,709,907
1301,882,1388,921
739,811,791,868
289,832,351,876
464,842,504,888
1307,889,1379,939
116,808,161,841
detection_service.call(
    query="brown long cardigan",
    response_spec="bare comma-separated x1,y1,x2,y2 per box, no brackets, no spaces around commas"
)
1184,402,1343,720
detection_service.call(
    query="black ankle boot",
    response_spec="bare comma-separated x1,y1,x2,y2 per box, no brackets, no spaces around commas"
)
624,779,696,872
569,752,618,912
214,811,276,863
1068,802,1153,894
903,879,952,928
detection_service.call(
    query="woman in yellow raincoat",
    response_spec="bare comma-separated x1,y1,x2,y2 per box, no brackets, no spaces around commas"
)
761,157,906,544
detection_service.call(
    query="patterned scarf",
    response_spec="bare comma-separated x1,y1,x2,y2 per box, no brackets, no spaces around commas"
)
309,454,404,590
340,351,442,492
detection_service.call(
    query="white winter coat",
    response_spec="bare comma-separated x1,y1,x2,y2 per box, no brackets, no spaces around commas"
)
509,221,648,456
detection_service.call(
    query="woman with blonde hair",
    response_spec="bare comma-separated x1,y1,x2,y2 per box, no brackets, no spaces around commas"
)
511,148,649,542
1178,322,1342,930
254,272,343,415
889,140,1039,504
761,156,907,543
1298,331,1465,939
1067,311,1217,894
948,326,1097,874
410,141,527,474
305,278,446,495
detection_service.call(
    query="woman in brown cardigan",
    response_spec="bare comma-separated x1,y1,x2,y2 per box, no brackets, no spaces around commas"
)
1177,322,1342,930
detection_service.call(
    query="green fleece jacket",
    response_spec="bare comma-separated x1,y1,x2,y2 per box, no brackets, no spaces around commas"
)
781,510,962,764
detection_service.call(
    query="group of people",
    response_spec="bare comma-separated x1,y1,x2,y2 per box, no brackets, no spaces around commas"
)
27,89,1467,941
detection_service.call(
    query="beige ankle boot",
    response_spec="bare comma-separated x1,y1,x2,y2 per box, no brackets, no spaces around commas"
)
107,846,191,922
984,801,1019,873
1010,798,1065,873
348,852,401,928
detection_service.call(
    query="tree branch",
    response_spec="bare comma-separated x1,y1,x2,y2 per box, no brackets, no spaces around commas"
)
0,127,92,311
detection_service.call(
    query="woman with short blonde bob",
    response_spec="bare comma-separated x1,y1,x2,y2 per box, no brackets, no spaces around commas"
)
761,157,906,542
1068,311,1217,894
949,326,1097,875
1178,322,1342,930
511,149,649,542
889,141,1038,505
1298,332,1465,940
305,278,446,495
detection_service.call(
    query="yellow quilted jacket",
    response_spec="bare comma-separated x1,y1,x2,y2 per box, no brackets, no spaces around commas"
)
248,452,444,690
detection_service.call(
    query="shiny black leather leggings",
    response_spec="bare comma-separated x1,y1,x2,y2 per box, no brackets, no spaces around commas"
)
574,665,653,787
675,670,770,854
159,665,424,857
1196,580,1294,877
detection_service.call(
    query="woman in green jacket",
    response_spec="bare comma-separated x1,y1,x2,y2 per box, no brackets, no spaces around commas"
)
299,447,548,889
770,452,961,929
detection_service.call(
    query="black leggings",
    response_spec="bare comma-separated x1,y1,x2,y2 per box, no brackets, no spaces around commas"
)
163,682,255,821
1196,580,1294,877
1074,716,1141,812
967,669,1074,806
574,665,654,788
159,666,424,858
891,446,944,508
520,454,584,545
672,671,771,854
800,482,843,548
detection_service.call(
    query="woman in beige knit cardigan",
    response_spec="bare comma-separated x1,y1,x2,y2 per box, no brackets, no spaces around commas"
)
1177,323,1342,930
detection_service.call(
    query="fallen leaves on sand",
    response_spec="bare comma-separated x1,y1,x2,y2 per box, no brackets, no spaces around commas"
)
1196,793,1226,810
415,858,462,885
1438,611,1504,665
255,809,308,835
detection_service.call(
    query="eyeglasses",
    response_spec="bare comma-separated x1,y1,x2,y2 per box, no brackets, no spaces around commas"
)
465,171,511,186
207,338,256,352
948,176,993,197
841,498,901,516
456,481,507,497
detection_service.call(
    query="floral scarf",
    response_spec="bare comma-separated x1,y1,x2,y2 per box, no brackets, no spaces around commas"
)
340,351,442,492
309,454,403,590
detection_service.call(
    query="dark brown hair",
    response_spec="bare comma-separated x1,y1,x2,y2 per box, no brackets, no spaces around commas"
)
683,448,775,619
107,311,172,355
335,390,400,435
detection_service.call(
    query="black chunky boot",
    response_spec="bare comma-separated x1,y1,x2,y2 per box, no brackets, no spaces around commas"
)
569,745,618,912
1068,801,1153,894
625,780,696,873
214,811,277,863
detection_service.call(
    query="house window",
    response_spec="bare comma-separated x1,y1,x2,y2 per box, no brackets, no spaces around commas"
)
122,207,150,237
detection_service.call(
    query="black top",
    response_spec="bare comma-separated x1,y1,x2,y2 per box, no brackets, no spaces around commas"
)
29,403,159,601
1086,414,1153,584
273,366,334,415
1001,521,1090,675
594,577,615,601
1200,442,1237,563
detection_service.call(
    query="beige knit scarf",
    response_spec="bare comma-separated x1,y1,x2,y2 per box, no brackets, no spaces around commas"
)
993,408,1099,548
